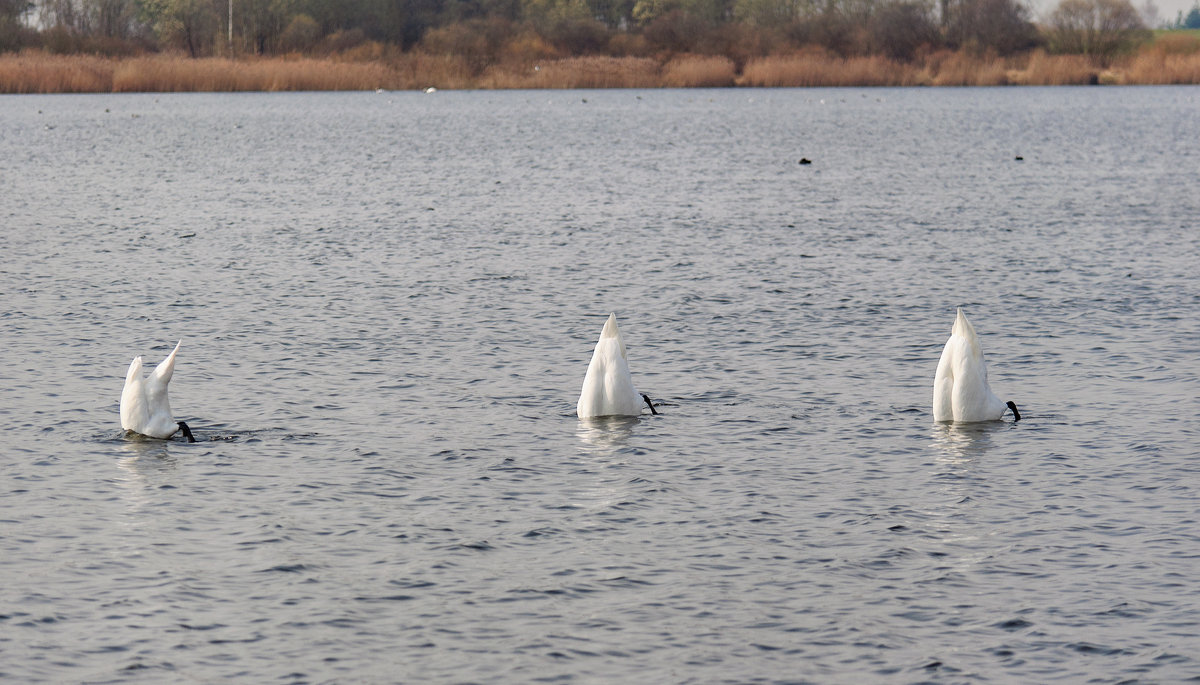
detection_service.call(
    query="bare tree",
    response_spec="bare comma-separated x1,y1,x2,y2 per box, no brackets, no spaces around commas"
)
92,0,137,37
40,0,83,31
240,0,291,53
1139,0,1158,26
143,0,221,56
733,0,800,26
944,0,1038,55
1047,0,1149,65
870,0,938,60
0,0,33,50
0,0,30,24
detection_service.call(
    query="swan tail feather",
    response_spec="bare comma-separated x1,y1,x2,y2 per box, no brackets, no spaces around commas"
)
601,313,628,360
952,308,983,359
153,340,182,383
124,356,143,385
577,314,642,418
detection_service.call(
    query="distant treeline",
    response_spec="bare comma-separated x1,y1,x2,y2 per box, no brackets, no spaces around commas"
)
1,0,1183,63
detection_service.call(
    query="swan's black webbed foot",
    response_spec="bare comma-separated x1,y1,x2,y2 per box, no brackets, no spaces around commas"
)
177,421,197,442
1006,401,1021,422
642,394,658,415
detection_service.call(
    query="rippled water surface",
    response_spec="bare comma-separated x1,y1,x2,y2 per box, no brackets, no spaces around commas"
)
2,87,1199,683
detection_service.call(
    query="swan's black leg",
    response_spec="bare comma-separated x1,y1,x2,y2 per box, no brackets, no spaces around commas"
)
177,421,197,442
642,394,658,415
1006,401,1021,422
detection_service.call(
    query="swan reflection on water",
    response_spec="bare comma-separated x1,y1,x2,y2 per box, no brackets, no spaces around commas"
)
114,438,182,515
570,415,644,512
931,421,1003,461
576,415,640,454
117,436,176,461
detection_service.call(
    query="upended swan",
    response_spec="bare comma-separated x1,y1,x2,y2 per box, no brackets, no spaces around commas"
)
577,313,656,418
933,308,1021,423
120,340,196,442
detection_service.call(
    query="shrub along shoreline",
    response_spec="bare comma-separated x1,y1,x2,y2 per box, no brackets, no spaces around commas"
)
2,45,1199,93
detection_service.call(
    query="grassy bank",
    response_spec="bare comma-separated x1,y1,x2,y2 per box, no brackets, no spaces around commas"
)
3,45,1200,93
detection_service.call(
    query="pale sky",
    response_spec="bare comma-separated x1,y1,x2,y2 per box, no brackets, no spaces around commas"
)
1028,0,1197,26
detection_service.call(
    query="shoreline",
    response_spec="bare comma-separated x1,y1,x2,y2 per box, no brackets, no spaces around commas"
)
2,49,1199,94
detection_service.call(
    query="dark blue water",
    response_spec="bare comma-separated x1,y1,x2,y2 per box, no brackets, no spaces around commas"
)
2,86,1199,683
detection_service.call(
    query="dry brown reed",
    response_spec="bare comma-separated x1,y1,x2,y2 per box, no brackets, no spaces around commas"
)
387,52,476,90
923,51,1009,87
5,42,1200,93
1007,50,1097,86
480,56,660,89
0,52,113,93
661,55,736,88
475,63,537,89
528,56,660,89
111,56,396,92
739,52,921,87
1150,33,1200,56
1120,51,1200,84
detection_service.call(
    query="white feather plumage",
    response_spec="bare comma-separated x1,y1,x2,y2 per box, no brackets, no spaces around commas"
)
933,309,1012,422
120,340,184,439
577,314,646,418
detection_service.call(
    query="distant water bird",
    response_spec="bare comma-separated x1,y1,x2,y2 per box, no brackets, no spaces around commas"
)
933,309,1020,423
120,340,196,442
1015,155,1024,161
577,313,657,418
424,87,437,94
799,158,812,165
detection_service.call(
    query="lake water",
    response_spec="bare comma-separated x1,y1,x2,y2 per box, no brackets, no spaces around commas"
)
2,86,1199,683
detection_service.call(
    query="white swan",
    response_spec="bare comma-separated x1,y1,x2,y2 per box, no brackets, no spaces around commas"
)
577,313,655,418
120,340,195,441
933,308,1020,423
